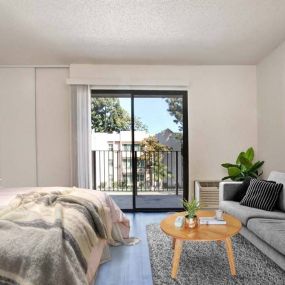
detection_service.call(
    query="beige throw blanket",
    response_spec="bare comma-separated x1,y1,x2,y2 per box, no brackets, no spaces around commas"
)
0,188,138,285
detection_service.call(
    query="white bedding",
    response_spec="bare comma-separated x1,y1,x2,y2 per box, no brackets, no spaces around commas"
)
0,187,40,207
0,187,135,284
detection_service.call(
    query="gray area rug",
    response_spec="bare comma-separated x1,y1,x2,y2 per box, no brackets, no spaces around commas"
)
146,224,285,285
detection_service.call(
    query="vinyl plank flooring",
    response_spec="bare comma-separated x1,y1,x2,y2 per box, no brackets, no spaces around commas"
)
95,213,170,285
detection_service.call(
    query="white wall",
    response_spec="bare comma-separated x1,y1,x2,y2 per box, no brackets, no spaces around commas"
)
0,67,71,187
257,41,285,177
70,64,258,197
36,68,71,186
0,68,37,186
0,64,258,195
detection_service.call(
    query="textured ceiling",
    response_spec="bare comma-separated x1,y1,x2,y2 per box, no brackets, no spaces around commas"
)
1,0,285,65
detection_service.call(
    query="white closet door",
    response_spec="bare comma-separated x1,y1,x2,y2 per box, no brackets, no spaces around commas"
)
0,68,37,187
36,68,71,186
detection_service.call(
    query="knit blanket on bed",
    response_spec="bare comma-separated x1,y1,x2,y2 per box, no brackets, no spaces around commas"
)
0,188,132,285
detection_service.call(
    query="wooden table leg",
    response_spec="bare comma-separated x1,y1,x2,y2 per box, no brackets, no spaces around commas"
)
171,239,183,279
172,238,176,249
225,237,237,276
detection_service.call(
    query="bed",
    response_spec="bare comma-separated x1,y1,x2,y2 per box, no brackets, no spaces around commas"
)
0,187,138,285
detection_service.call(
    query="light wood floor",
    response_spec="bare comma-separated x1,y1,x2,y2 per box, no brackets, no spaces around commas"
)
95,212,170,285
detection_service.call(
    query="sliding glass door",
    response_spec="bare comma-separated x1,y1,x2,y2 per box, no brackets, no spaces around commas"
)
133,93,187,210
91,90,188,211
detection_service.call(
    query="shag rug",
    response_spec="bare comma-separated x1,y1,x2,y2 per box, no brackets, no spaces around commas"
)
146,224,285,285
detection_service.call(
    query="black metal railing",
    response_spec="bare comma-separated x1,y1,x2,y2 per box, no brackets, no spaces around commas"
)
92,150,183,194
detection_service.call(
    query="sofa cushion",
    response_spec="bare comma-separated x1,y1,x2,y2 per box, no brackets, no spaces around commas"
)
268,171,285,211
232,177,251,202
240,179,282,211
220,201,285,225
247,218,285,256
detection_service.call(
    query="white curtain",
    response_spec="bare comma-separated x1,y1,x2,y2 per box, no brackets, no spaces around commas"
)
71,85,92,188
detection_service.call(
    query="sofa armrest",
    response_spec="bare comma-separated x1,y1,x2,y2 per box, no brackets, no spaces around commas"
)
219,181,242,202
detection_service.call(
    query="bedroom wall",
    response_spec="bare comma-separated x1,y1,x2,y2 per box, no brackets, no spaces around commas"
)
0,68,37,186
70,64,258,197
36,68,71,186
257,40,285,177
0,64,258,196
0,67,71,187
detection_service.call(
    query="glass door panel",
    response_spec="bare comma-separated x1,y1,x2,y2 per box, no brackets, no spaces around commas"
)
134,94,185,210
91,94,133,210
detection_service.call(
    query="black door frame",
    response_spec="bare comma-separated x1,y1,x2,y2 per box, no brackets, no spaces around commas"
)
91,89,189,212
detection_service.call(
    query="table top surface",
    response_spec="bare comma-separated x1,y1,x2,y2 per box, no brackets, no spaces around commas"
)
160,210,241,241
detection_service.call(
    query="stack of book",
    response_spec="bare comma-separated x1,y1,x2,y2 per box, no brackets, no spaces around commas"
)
199,217,226,225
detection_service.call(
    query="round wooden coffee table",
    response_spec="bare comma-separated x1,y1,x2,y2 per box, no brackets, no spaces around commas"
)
160,210,241,279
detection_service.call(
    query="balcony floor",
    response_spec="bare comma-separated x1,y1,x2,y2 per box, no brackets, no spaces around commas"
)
109,193,183,210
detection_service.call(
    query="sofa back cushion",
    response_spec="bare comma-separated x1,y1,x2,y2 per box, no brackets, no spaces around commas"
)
268,171,285,211
232,177,251,201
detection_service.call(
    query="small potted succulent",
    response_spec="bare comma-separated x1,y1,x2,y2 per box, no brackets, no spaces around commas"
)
183,199,201,229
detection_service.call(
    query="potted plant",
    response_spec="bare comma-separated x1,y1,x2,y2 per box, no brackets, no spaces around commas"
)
183,199,200,229
221,147,264,181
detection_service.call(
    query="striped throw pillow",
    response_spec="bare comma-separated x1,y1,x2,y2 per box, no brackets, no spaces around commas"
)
240,179,283,211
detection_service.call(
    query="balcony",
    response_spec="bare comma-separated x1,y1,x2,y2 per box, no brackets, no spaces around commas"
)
92,150,183,195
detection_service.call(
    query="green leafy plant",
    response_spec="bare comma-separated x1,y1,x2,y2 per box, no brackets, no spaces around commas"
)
182,199,200,219
221,147,264,181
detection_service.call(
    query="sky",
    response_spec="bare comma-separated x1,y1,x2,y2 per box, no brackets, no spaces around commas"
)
119,97,180,134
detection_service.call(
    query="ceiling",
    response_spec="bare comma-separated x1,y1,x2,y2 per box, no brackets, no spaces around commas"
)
1,0,285,65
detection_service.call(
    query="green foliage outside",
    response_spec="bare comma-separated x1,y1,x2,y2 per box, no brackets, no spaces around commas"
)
91,98,147,133
139,136,172,186
165,97,183,141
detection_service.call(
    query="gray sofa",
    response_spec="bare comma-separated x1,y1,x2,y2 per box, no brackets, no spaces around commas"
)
219,171,285,271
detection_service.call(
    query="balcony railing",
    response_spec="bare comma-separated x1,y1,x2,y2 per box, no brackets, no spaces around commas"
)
92,150,183,194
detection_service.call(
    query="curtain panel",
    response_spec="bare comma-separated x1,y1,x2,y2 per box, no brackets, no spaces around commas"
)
71,85,92,188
